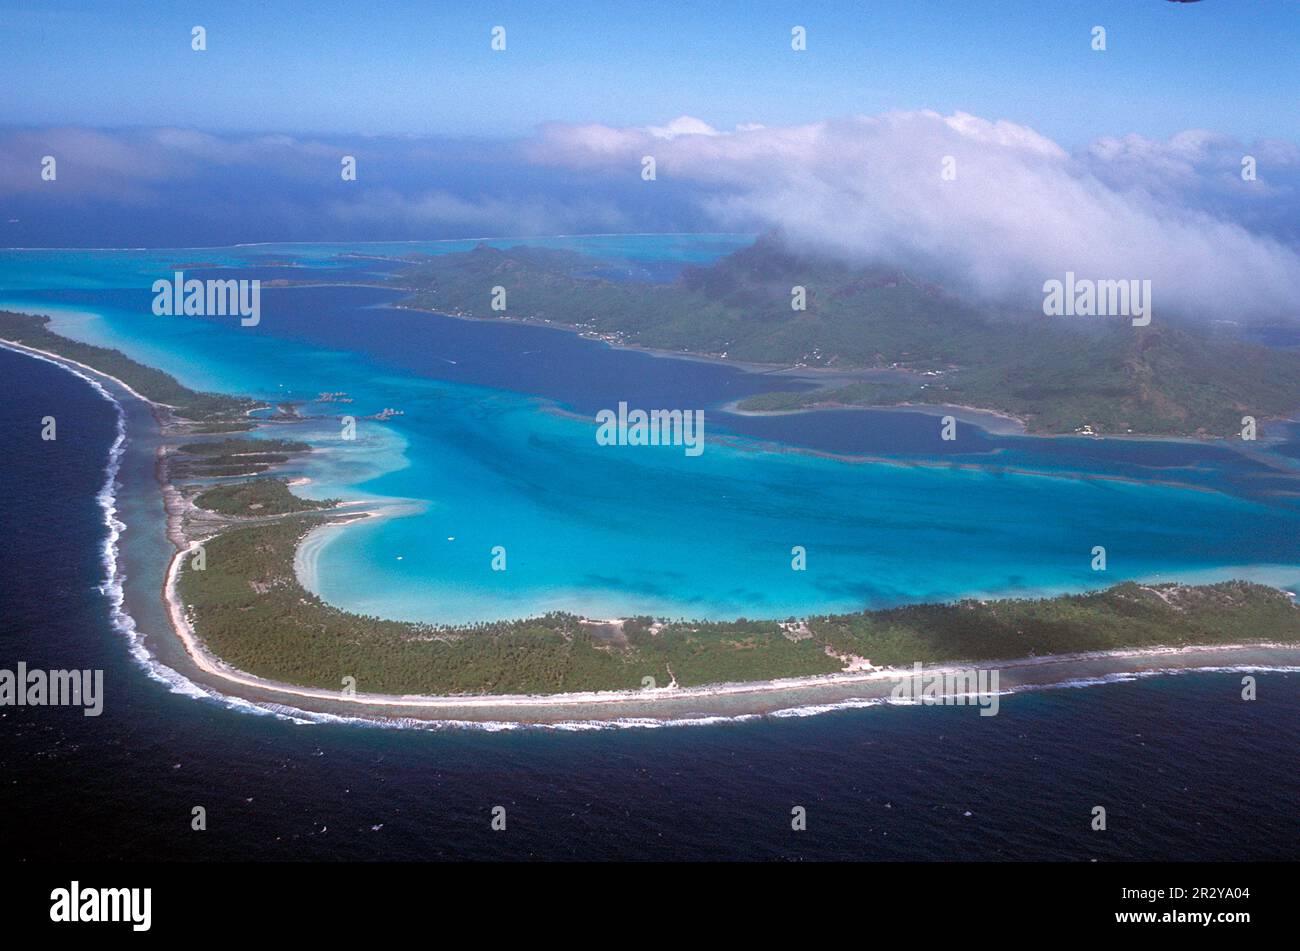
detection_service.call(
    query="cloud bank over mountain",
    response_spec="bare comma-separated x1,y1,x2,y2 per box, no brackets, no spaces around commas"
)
527,112,1300,320
1,112,1296,320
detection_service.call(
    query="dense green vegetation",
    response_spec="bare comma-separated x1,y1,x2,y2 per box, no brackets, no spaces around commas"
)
396,237,993,368
926,322,1300,437
737,381,919,412
179,518,675,694
193,478,338,516
810,583,1300,666
179,517,1299,695
187,421,257,434
177,437,311,456
0,310,255,420
396,237,1300,436
173,437,311,477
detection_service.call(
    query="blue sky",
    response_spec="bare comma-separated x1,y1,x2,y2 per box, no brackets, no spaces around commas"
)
1,0,1297,317
1,0,1297,143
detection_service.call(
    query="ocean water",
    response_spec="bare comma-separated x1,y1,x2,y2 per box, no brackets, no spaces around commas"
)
1,347,1298,861
2,240,1298,624
2,239,1299,860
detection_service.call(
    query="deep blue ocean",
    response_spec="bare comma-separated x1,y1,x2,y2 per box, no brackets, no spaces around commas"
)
2,346,1299,861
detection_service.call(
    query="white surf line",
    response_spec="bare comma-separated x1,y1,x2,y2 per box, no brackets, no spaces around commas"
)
0,339,248,704
0,338,167,408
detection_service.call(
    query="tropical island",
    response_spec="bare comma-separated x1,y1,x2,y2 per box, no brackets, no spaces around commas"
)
2,302,1297,711
394,234,1300,438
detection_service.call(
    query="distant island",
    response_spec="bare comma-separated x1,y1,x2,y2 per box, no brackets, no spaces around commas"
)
394,234,1300,438
2,306,1297,706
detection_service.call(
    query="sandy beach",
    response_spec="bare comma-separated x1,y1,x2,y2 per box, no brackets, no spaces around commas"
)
721,395,1030,435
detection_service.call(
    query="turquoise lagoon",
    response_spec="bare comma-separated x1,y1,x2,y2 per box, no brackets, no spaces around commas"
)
2,237,1298,625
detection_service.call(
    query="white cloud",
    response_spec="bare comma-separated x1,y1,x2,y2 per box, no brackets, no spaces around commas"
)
526,111,1300,320
647,116,719,139
2,116,1295,319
